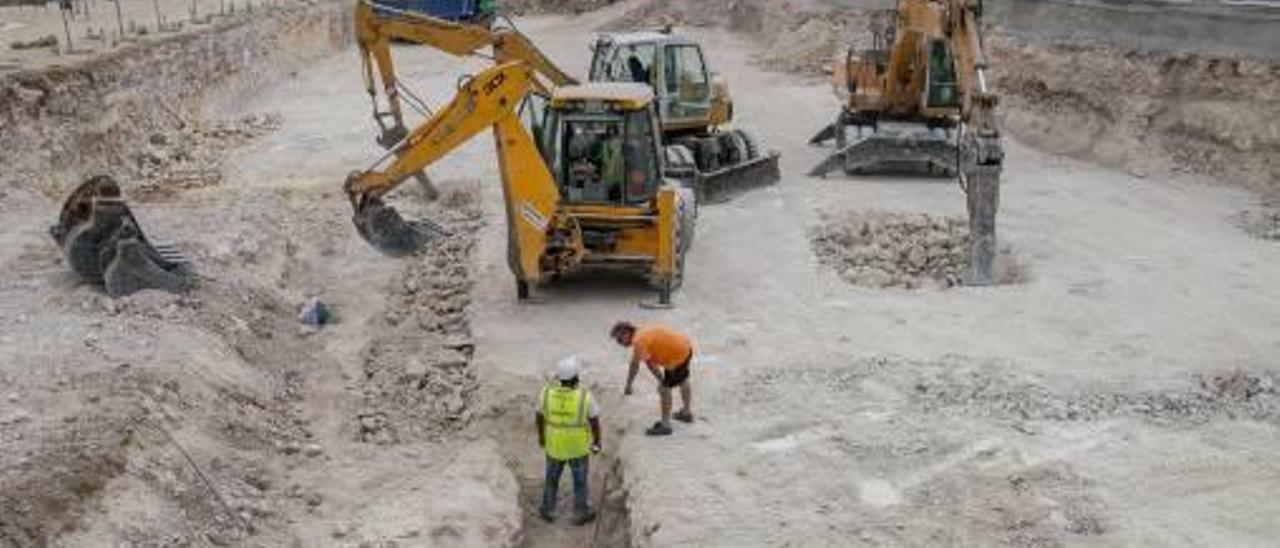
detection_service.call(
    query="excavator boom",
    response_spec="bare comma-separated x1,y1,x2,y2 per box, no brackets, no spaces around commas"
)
355,0,577,147
345,61,556,259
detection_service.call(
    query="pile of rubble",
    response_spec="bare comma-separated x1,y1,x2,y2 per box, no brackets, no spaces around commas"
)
355,186,484,445
810,211,989,289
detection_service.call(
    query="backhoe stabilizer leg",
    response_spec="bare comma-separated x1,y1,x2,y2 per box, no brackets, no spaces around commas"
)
965,164,1000,286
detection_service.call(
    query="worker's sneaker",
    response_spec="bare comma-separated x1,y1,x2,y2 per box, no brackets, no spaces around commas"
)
538,508,555,523
645,422,673,436
572,509,597,526
673,409,694,423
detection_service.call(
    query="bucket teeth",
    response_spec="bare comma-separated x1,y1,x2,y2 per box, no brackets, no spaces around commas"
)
351,196,445,257
51,175,195,297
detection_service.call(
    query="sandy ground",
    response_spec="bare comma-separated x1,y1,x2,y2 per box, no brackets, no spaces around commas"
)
3,0,1280,546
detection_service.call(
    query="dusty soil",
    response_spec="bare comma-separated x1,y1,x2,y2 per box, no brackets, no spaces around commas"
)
2,0,1279,547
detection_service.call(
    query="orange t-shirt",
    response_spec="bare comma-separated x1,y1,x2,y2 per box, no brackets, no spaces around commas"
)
632,324,692,369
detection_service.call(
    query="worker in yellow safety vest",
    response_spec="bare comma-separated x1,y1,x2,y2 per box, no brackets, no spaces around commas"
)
536,356,602,525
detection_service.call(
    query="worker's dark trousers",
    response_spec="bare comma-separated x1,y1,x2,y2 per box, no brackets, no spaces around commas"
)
541,455,589,515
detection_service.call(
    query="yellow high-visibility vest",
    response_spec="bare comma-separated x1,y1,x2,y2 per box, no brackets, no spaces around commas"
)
542,385,592,460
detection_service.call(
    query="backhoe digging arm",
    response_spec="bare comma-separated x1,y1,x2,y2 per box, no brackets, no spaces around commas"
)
355,0,577,147
344,62,561,268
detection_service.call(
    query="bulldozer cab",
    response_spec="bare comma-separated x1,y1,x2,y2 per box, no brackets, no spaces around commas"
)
524,83,665,206
589,32,713,130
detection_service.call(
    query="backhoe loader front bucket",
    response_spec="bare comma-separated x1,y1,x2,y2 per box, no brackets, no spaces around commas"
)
50,175,195,297
809,121,957,178
351,195,445,257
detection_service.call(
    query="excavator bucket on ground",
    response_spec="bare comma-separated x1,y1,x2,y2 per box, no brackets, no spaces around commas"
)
50,175,195,297
349,194,446,257
808,119,957,177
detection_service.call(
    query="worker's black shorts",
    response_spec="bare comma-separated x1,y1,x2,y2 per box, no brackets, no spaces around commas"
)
660,353,692,388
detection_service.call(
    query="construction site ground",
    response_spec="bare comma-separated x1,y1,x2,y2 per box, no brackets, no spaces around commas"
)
2,1,1279,546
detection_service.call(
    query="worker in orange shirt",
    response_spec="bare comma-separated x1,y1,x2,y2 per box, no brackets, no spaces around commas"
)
610,321,694,436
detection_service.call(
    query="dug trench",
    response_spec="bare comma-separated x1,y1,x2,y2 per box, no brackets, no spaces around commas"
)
485,383,635,548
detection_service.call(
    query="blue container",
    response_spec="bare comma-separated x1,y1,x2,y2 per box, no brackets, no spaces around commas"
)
370,0,481,21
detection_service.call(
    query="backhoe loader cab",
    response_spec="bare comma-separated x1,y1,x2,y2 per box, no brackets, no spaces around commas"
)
533,84,667,205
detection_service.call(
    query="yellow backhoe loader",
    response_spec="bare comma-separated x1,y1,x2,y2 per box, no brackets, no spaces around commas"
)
344,61,696,304
808,0,1003,284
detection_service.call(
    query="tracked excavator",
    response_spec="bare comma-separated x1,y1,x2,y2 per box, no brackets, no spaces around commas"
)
49,175,195,297
344,60,696,304
355,0,777,204
808,0,1003,284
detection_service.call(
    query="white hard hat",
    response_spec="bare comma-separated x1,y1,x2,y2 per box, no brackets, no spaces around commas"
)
556,356,583,381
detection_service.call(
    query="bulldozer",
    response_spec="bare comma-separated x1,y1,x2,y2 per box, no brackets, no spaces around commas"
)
49,175,195,297
355,0,777,204
808,0,1003,285
345,60,696,304
588,29,780,202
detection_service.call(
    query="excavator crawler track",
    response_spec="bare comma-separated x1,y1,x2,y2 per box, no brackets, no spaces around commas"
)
50,176,195,297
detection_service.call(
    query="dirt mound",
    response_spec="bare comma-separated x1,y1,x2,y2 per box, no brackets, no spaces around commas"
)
992,38,1280,192
810,211,1021,289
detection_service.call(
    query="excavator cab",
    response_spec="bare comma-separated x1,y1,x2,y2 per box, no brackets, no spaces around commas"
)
590,32,716,132
924,38,960,110
589,31,780,203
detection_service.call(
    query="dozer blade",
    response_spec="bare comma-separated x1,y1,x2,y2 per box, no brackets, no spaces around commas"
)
51,175,195,297
351,196,445,257
808,122,957,178
696,152,781,204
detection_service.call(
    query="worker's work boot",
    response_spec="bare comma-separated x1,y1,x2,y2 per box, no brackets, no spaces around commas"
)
572,508,597,526
645,421,673,436
673,409,694,423
538,508,555,523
